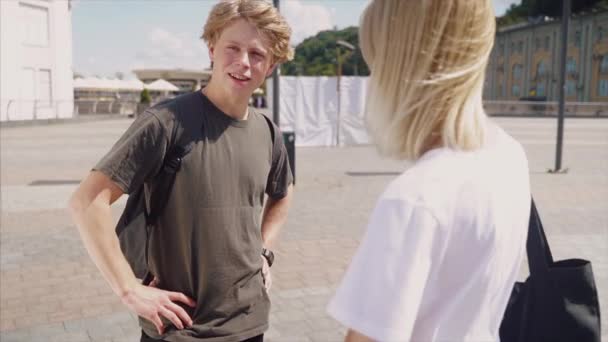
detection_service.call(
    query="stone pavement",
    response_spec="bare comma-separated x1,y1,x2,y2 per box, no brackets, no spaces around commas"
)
1,117,607,341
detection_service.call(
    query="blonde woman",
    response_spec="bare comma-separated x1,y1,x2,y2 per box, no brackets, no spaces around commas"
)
327,1,531,341
69,1,294,341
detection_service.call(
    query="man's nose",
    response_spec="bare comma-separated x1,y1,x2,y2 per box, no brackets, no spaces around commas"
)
236,51,251,69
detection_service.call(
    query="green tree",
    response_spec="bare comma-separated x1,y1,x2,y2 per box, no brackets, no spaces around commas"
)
497,2,531,27
525,0,607,17
497,0,608,27
282,27,370,76
140,88,151,104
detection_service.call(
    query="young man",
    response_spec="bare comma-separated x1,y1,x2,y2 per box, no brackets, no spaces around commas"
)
68,1,294,341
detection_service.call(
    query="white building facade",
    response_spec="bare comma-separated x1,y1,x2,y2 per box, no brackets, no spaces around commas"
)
1,0,74,122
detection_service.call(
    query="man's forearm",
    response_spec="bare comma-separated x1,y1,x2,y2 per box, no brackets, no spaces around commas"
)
261,185,293,249
69,189,138,298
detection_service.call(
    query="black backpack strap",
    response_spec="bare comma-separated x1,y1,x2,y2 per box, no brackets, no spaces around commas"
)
116,94,202,280
146,105,199,225
261,113,279,152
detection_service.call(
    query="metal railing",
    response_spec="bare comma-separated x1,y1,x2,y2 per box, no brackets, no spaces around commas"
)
2,99,74,122
74,100,138,115
1,99,139,122
483,101,608,117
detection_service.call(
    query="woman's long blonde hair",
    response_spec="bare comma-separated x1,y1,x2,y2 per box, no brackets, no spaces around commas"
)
360,0,496,160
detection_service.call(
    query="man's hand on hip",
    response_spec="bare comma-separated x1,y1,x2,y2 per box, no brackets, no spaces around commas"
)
121,278,196,335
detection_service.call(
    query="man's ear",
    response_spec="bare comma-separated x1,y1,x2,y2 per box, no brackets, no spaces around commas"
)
208,46,215,63
266,63,278,78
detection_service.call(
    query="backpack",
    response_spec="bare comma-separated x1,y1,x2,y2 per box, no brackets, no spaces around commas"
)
115,98,280,282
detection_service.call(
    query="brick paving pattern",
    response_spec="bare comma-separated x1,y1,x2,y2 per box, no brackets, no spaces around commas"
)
1,117,607,341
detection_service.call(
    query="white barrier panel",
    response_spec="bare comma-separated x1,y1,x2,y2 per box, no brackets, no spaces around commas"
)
269,76,370,147
268,76,608,147
339,76,370,146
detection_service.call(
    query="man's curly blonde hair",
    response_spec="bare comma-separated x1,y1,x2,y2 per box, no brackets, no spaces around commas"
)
202,0,294,64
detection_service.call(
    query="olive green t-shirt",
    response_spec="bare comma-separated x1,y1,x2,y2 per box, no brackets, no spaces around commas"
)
94,91,293,342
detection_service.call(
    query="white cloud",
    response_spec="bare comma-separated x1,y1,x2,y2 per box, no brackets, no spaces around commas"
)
134,27,210,71
146,28,198,58
283,0,334,44
131,2,333,72
131,1,334,72
493,0,521,16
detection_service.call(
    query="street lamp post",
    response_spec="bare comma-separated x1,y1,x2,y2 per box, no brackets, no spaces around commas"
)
335,39,355,146
271,0,296,183
551,0,571,173
272,0,280,126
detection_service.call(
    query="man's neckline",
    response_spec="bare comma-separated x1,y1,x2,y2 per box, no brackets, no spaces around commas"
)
198,90,250,128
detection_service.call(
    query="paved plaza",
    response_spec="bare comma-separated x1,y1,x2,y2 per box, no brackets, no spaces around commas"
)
1,116,607,341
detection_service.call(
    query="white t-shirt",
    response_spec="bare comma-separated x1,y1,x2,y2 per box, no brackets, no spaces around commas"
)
327,122,531,342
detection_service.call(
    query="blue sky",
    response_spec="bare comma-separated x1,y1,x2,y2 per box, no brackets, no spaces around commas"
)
72,0,520,78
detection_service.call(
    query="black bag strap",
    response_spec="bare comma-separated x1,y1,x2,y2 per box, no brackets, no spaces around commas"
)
526,199,555,277
146,147,193,224
145,108,199,225
261,113,279,155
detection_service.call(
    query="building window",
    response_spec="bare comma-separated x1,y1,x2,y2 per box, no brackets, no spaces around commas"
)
20,68,36,116
599,80,608,97
566,80,576,96
38,69,52,107
536,61,547,79
511,42,515,55
518,41,523,54
512,64,523,80
535,38,541,51
601,55,608,74
598,26,604,42
536,83,546,97
512,85,521,97
544,36,550,51
574,31,581,48
20,4,49,46
566,58,577,75
21,68,36,100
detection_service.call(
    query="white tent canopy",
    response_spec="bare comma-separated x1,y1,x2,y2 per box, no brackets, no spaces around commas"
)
267,76,370,147
123,79,144,91
145,79,179,92
74,77,182,93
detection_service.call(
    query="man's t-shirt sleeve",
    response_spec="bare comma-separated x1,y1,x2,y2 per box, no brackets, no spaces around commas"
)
327,198,445,341
93,111,169,194
265,126,293,199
